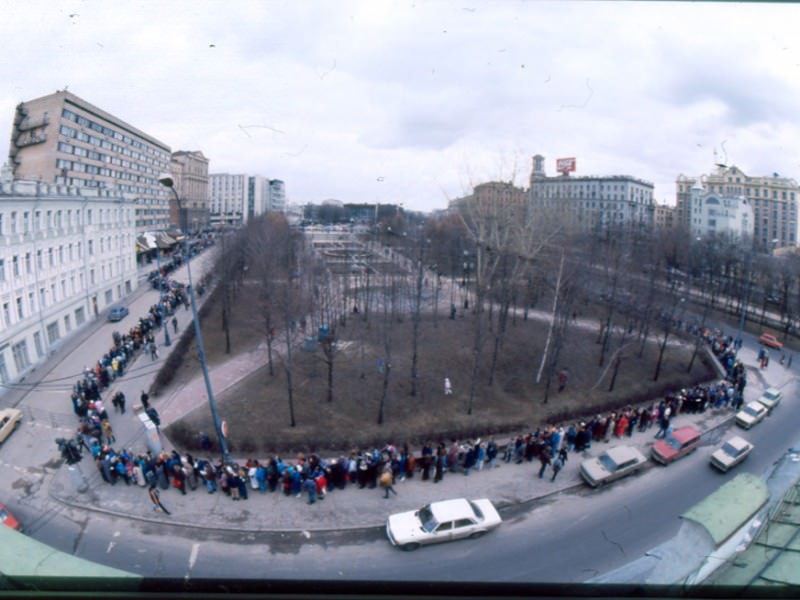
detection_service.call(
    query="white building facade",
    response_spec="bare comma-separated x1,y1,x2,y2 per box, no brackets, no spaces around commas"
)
210,173,285,226
0,178,138,387
528,154,655,232
687,181,754,241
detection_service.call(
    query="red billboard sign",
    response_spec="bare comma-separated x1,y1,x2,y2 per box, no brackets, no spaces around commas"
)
556,157,576,174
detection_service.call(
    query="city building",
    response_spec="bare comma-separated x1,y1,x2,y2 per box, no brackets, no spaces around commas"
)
528,154,655,233
209,173,285,226
675,165,799,251
448,181,527,213
686,180,754,241
268,179,286,212
7,90,172,233
654,202,675,230
169,150,210,233
0,175,138,387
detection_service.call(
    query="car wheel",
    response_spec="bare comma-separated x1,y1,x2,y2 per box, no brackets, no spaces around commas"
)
469,531,486,540
401,542,421,551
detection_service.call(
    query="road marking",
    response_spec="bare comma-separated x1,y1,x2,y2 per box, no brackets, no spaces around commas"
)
188,542,199,571
107,541,115,554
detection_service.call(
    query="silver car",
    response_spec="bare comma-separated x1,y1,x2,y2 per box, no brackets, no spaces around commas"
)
580,445,647,487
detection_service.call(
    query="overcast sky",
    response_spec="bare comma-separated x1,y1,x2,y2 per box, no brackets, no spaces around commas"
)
1,1,799,212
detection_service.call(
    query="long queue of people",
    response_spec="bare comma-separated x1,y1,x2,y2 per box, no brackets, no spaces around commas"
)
63,272,188,466
71,323,746,508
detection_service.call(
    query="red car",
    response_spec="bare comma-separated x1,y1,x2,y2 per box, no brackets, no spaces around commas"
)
651,425,701,465
0,503,22,532
758,332,783,349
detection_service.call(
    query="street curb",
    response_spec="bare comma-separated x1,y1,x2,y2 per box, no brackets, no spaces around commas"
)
46,410,740,536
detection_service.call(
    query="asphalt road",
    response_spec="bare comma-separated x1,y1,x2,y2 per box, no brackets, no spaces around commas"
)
3,252,798,584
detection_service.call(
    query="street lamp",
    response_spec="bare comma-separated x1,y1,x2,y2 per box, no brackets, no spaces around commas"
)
159,174,230,464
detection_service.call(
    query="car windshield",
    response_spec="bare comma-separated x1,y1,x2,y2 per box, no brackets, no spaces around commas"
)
722,443,740,457
469,501,484,521
417,506,438,533
598,454,618,472
744,406,762,417
764,391,779,401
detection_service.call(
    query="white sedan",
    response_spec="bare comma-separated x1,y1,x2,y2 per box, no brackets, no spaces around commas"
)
756,387,782,412
386,498,502,551
710,436,753,472
580,445,647,487
735,401,768,429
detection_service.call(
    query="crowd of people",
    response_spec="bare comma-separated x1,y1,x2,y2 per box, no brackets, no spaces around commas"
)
63,313,750,511
62,267,188,469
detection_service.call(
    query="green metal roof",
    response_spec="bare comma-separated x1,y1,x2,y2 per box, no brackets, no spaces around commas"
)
682,473,769,546
0,524,140,591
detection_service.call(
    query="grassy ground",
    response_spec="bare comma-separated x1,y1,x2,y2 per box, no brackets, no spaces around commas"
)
163,279,716,456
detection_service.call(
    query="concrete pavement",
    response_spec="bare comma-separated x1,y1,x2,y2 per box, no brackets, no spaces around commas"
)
45,328,787,534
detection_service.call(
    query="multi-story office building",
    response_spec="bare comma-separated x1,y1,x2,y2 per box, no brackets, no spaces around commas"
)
210,173,285,226
209,173,247,226
268,179,286,212
0,175,138,387
528,154,655,232
7,90,172,233
675,165,799,251
169,150,210,233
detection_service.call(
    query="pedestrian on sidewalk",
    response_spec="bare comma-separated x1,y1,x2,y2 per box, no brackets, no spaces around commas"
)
140,390,150,411
538,447,552,479
149,341,159,361
117,392,126,414
149,485,171,514
558,368,569,392
551,454,564,482
172,316,178,334
380,468,397,498
102,420,115,445
444,377,453,395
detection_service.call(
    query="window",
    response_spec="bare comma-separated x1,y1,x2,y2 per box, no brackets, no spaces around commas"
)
36,249,43,269
10,211,17,233
88,240,94,256
0,353,8,385
2,303,9,325
28,291,34,312
75,307,85,326
48,247,54,266
0,259,4,282
12,341,30,372
64,314,71,332
33,331,44,358
24,252,31,274
16,296,24,319
46,322,59,344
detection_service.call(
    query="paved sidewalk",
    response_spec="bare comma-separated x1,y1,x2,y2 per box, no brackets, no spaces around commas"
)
47,373,762,533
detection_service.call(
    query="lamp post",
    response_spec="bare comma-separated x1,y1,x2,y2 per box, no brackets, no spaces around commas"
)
159,174,230,464
154,244,171,347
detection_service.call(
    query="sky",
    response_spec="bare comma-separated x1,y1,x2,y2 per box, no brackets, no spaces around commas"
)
1,1,800,212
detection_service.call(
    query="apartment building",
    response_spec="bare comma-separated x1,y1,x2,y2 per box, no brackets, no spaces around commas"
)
7,90,172,232
210,173,284,226
169,150,210,233
0,176,138,387
675,165,799,251
448,181,527,213
654,202,675,230
528,154,655,232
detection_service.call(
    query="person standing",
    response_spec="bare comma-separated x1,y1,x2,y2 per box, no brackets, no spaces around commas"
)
172,316,178,334
444,377,453,395
117,391,126,415
140,390,150,412
149,485,171,514
380,467,397,498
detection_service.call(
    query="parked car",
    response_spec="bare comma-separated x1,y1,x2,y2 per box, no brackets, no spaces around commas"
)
758,332,783,349
651,425,702,465
0,503,22,532
756,387,782,412
107,305,129,322
735,401,768,429
710,436,753,472
0,408,22,444
386,498,502,551
580,445,647,487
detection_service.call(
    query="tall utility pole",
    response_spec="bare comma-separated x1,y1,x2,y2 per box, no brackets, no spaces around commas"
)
159,174,230,464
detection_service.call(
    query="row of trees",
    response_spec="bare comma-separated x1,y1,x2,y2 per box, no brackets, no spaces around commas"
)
205,202,800,427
